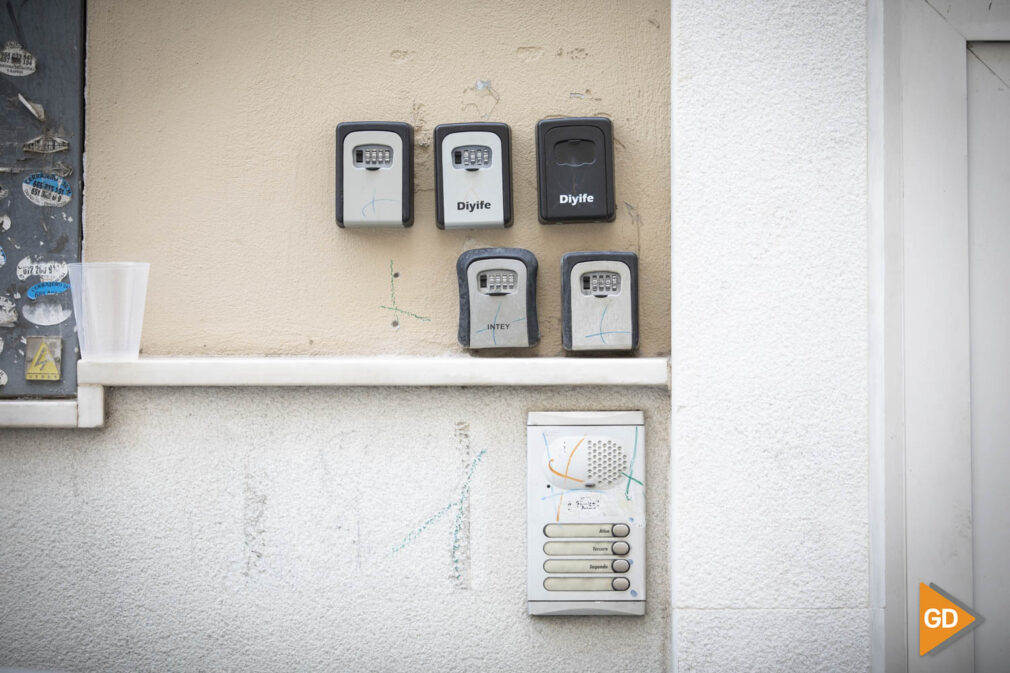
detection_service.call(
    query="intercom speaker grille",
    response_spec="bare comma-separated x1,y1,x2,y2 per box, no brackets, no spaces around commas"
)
584,438,629,488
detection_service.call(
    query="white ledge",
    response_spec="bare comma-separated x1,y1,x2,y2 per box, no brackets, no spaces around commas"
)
0,385,104,429
78,356,670,388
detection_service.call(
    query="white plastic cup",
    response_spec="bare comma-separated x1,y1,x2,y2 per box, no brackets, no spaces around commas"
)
68,262,150,360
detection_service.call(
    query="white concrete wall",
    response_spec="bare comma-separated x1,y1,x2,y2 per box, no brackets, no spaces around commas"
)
672,0,870,670
0,387,670,672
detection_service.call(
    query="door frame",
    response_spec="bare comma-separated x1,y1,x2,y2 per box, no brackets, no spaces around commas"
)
872,1,1010,670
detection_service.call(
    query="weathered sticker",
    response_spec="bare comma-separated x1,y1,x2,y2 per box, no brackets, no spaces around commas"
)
16,256,68,282
0,369,7,387
27,281,70,300
18,93,44,121
22,173,72,207
23,298,72,326
0,245,5,269
0,214,9,231
0,41,36,77
0,335,4,354
0,296,16,327
23,134,69,154
25,336,61,381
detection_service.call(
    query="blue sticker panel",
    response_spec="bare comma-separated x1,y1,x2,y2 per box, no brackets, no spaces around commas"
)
27,281,70,300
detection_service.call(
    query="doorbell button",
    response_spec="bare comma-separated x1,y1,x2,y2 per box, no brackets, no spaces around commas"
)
611,523,630,537
612,541,630,556
612,559,631,573
544,541,617,556
544,559,617,574
544,577,617,592
611,577,631,591
543,523,616,538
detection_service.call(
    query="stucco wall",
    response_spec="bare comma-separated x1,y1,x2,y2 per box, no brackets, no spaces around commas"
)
83,0,671,357
672,0,870,670
0,387,670,672
0,0,879,671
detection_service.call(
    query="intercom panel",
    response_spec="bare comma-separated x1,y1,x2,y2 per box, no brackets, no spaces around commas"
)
456,248,538,349
536,117,616,224
336,122,413,227
527,411,646,616
435,123,512,229
562,251,639,352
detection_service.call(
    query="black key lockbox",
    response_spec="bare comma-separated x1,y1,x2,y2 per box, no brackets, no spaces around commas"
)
536,117,616,224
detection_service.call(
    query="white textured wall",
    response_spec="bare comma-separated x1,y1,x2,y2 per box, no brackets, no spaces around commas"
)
673,0,869,671
0,387,670,672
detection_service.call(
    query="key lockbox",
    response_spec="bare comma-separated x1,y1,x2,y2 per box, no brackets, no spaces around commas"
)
435,122,513,229
456,247,539,349
561,251,639,352
336,122,413,228
536,117,616,224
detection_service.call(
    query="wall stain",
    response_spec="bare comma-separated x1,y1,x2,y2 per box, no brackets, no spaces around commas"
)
515,46,544,62
379,259,430,327
461,79,500,119
410,100,430,149
47,232,68,253
243,464,268,577
623,201,643,252
569,89,601,102
556,47,589,60
390,49,414,62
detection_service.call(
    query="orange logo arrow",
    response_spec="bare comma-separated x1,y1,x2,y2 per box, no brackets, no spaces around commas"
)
919,583,983,656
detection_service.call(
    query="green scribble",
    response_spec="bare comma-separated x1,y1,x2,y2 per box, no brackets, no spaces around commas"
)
625,426,639,500
380,260,431,323
378,305,431,321
620,471,643,486
390,502,454,553
392,448,488,582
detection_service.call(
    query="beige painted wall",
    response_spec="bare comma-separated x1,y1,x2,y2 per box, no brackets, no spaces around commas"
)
84,0,670,356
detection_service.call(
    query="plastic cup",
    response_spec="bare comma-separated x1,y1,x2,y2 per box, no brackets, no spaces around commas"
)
68,262,150,360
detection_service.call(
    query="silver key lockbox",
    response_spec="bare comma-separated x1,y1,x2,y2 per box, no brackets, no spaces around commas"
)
561,251,638,352
457,247,539,349
435,122,512,229
336,121,413,228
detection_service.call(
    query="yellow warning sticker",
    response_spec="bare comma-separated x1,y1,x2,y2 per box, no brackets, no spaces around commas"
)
25,336,61,381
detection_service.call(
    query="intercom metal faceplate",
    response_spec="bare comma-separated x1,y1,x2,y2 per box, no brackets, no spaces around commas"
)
435,122,512,229
456,248,538,349
536,117,616,224
336,122,413,228
562,251,639,352
528,411,646,616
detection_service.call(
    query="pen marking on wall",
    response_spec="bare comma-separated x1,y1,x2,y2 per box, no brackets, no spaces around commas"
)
392,447,488,584
378,259,430,327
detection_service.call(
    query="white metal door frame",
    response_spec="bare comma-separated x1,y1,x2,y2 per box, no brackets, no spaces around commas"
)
871,1,1010,671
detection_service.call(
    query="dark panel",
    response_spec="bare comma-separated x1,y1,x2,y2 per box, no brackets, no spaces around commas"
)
0,0,83,398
